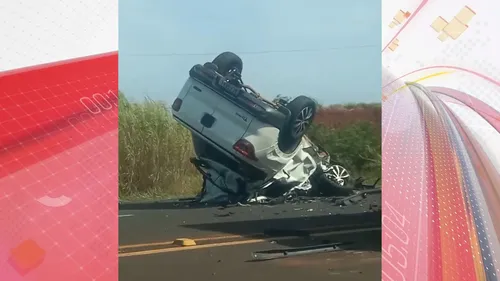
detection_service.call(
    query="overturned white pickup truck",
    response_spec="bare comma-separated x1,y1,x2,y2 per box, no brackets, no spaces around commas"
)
171,52,352,204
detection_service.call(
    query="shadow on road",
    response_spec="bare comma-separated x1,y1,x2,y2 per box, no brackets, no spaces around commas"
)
119,197,370,211
119,198,225,210
119,191,382,254
181,211,381,252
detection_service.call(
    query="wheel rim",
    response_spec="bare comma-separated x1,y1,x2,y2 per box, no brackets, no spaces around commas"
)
292,106,314,137
326,165,350,186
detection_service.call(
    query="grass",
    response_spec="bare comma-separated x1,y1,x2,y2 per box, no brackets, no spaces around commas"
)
119,94,381,200
119,95,202,200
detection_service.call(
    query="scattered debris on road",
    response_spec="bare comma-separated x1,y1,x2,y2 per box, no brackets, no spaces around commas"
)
333,188,382,207
194,158,381,208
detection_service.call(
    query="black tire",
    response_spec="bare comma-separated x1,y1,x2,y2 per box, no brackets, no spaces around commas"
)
278,96,317,153
212,52,243,76
312,172,354,197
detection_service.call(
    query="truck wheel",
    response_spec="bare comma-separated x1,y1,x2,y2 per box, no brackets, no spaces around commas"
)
314,172,354,197
324,164,351,187
212,52,243,76
278,96,317,153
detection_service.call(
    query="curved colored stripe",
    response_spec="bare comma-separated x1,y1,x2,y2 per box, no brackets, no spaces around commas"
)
384,82,500,280
438,99,498,280
383,65,500,89
390,72,452,95
442,99,500,247
410,83,476,280
429,86,500,132
381,91,428,280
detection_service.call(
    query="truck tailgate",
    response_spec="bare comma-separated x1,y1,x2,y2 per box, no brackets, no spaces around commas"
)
201,90,253,152
173,80,215,133
173,78,253,154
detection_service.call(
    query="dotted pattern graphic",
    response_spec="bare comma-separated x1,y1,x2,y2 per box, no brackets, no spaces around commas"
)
382,0,500,279
0,1,118,71
0,54,118,281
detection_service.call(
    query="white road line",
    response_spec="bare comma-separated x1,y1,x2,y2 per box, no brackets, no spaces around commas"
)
119,214,134,218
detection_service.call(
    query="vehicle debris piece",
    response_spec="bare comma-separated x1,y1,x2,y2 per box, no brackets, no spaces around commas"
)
333,188,381,206
251,242,350,261
369,202,381,212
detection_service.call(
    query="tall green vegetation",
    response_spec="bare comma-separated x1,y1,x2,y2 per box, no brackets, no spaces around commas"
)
119,94,381,200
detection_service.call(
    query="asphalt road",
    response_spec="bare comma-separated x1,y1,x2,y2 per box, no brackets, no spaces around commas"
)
119,195,382,281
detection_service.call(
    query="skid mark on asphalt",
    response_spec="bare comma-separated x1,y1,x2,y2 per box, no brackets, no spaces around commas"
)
119,227,381,258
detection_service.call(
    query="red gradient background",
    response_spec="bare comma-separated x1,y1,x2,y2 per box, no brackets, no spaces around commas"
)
0,53,118,281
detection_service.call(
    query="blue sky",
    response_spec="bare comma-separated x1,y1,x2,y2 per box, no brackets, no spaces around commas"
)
119,0,381,105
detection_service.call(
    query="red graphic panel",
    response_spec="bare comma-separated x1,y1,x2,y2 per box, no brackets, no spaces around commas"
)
0,53,118,281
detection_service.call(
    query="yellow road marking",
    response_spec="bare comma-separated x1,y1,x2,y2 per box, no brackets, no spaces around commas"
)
119,238,267,257
119,227,381,258
119,234,244,250
118,223,378,250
